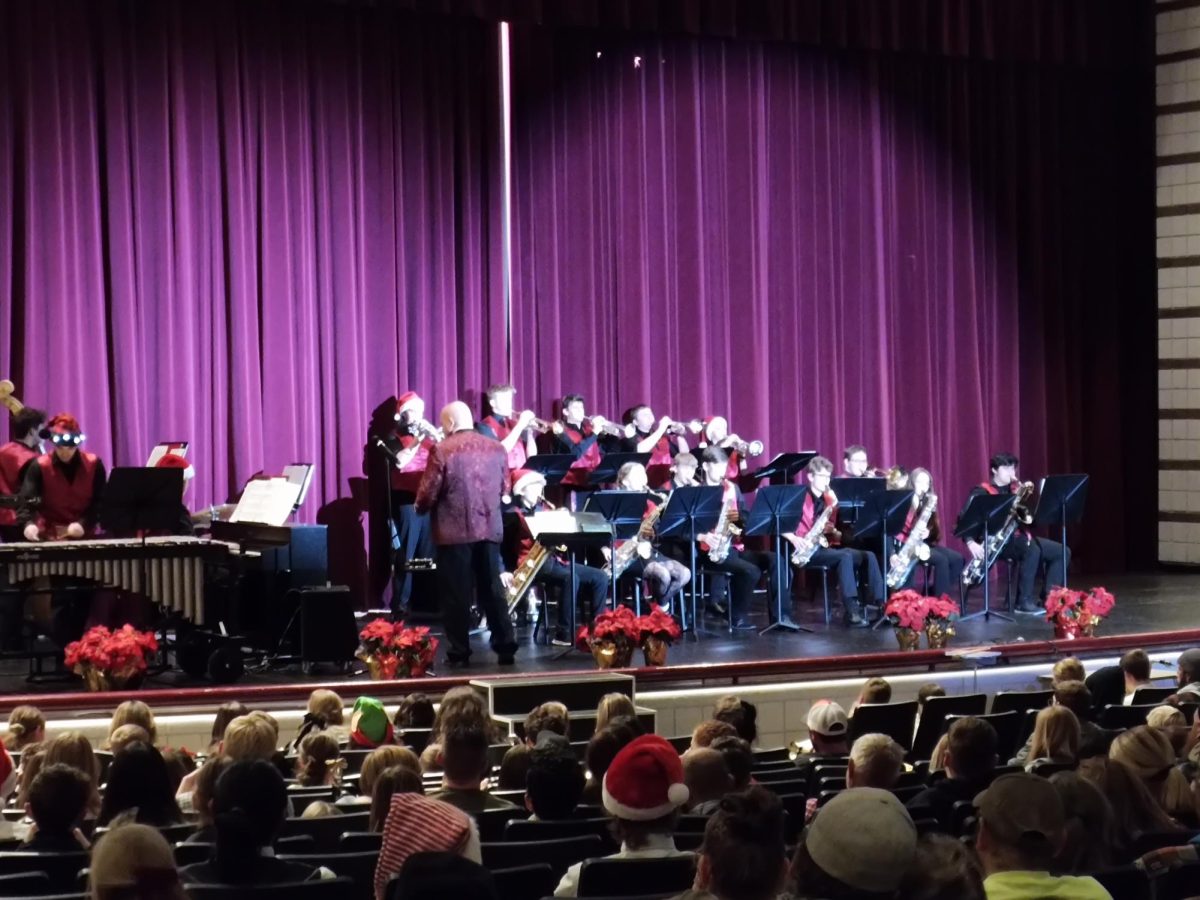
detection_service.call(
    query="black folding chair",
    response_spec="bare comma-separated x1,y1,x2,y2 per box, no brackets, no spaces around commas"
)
173,842,213,866
337,832,382,853
847,701,918,752
1130,686,1177,705
278,811,370,852
0,871,52,894
751,747,790,763
989,689,1052,715
480,835,604,879
1098,704,1159,729
910,694,988,761
504,817,616,852
577,854,697,898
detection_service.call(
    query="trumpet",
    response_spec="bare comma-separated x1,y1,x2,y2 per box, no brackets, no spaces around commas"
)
665,418,703,436
414,419,445,442
527,417,564,435
722,437,764,457
585,416,626,438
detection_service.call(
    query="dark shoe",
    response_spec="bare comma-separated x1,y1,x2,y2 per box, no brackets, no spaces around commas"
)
497,653,516,666
551,628,572,647
445,652,471,667
1015,599,1042,615
706,601,728,617
731,618,757,630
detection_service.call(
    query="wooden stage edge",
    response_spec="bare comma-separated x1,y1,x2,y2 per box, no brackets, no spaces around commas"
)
3,627,1198,716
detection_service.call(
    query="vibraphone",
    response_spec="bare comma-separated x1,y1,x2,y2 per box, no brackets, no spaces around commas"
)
0,536,241,625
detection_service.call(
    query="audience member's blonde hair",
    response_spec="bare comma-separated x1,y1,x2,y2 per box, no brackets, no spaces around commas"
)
929,734,950,772
691,719,738,750
848,733,905,789
1146,705,1185,729
1052,657,1086,685
595,693,636,733
300,800,342,819
108,700,157,747
1109,725,1193,819
419,743,441,773
307,689,346,726
221,714,277,761
246,710,280,743
4,705,45,750
1077,756,1181,842
108,724,151,755
89,823,185,900
296,732,344,787
854,676,892,709
1027,706,1080,764
360,745,420,796
43,732,101,817
14,741,45,808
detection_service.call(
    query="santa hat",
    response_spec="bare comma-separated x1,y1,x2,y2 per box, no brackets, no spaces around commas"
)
602,734,689,821
40,413,85,446
511,468,546,496
155,452,195,481
394,391,423,421
703,415,726,442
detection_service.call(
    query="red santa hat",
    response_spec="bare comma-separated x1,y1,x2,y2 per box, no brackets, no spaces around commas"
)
394,391,423,421
602,734,689,821
40,412,85,445
511,468,546,496
155,452,195,481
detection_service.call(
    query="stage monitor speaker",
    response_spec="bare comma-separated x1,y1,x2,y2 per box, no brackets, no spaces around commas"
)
177,630,245,684
297,585,357,664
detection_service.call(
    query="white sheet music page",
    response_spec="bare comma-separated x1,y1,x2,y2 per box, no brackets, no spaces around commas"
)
229,479,301,526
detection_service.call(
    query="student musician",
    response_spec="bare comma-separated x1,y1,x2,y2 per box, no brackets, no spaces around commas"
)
842,445,877,478
476,383,538,470
621,406,689,488
18,413,107,541
696,448,776,630
383,391,438,615
665,452,699,491
697,417,747,480
892,467,965,598
612,462,690,610
548,393,617,494
961,452,1069,615
0,407,45,542
501,468,610,643
783,455,883,627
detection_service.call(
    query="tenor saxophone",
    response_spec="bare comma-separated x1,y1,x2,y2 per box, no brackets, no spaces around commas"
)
962,482,1034,586
886,494,938,589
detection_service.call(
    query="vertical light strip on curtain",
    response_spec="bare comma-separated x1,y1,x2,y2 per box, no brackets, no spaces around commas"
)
499,21,515,382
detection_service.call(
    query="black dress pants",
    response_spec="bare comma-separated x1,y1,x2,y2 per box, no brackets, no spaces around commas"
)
1002,535,1070,604
704,548,775,621
436,541,516,661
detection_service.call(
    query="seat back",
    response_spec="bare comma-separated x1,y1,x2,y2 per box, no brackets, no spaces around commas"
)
1098,704,1159,729
487,864,556,900
1130,686,1177,706
173,842,214,867
504,817,615,851
910,694,988,760
848,701,919,751
989,690,1053,715
945,711,1022,762
288,788,336,816
277,852,377,897
751,747,789,763
337,832,382,853
480,835,604,879
1089,865,1152,900
0,870,52,894
278,811,370,852
0,852,90,894
182,877,356,899
474,806,529,841
577,854,696,898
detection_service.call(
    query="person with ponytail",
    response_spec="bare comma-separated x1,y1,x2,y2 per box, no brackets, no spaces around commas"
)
4,705,45,751
293,733,344,789
688,787,788,900
179,760,331,886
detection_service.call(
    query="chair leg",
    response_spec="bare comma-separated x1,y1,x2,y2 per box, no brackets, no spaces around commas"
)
822,570,831,625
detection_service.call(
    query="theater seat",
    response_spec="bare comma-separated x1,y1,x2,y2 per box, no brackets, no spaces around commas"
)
182,877,355,899
480,835,604,879
0,852,90,894
576,855,696,898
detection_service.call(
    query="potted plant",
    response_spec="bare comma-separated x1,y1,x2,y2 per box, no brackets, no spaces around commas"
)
356,618,439,678
1045,586,1115,639
883,590,959,650
635,604,682,666
576,606,640,668
64,624,158,691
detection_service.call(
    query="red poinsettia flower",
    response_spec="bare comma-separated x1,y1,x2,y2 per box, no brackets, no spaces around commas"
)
635,604,682,643
64,624,157,676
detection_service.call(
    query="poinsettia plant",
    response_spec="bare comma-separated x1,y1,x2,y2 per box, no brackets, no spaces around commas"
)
635,604,683,645
1044,586,1115,630
884,590,960,631
64,625,158,677
356,618,439,678
576,605,641,651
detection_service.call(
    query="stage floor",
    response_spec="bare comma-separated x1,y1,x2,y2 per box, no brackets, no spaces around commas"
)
1,570,1197,696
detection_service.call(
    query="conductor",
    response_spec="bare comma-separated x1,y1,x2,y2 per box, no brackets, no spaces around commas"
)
416,401,518,666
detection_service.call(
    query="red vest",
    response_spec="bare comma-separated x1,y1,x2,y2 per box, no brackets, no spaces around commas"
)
979,481,1029,538
390,435,433,494
796,490,839,544
0,441,38,526
37,451,99,533
482,415,529,470
634,432,674,488
560,423,601,487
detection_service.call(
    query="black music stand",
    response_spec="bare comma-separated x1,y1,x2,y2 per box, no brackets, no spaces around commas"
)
586,452,652,487
954,493,1017,622
850,489,914,628
744,485,811,634
523,453,578,485
538,527,613,660
1032,474,1088,588
749,452,818,486
829,476,886,537
656,486,724,638
100,468,185,538
583,490,652,613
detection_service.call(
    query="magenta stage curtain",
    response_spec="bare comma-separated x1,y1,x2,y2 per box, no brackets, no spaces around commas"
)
509,28,1151,568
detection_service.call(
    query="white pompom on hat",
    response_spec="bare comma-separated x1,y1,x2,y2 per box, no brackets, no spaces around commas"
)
602,734,689,821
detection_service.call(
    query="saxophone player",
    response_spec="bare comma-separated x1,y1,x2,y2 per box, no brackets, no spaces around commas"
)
893,468,964,597
960,452,1069,615
782,455,881,627
696,448,776,630
612,462,690,608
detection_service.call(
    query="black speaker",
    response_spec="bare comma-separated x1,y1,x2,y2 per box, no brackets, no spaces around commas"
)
296,586,358,664
177,630,245,684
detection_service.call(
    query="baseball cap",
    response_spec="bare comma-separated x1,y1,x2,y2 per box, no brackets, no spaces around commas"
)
974,773,1065,845
806,787,916,892
806,700,848,738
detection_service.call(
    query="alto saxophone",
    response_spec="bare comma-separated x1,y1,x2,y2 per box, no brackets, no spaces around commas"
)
886,494,938,589
790,501,837,566
604,494,668,579
705,495,741,563
962,482,1034,586
505,542,551,614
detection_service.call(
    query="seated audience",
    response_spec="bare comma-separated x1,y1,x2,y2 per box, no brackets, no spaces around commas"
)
710,736,754,791
89,823,186,900
555,734,693,897
220,713,279,761
899,833,986,900
790,788,916,899
180,759,328,886
683,748,733,815
1015,681,1103,764
339,744,422,808
374,793,481,900
207,700,248,754
394,692,436,730
691,719,738,751
432,686,501,742
428,723,516,813
713,696,758,745
524,701,569,746
1053,657,1086,685
1048,770,1117,874
42,731,101,818
1147,704,1186,729
1076,757,1183,849
847,733,904,790
582,719,640,804
108,723,151,754
1120,649,1153,705
906,716,998,829
1020,706,1080,771
793,700,850,780
186,755,234,843
419,743,441,773
692,787,787,900
914,682,947,734
1176,647,1200,699
350,696,396,748
4,704,45,751
1084,665,1127,712
851,676,892,713
596,692,637,733
22,763,92,852
391,851,498,900
161,747,196,794
98,742,185,828
974,774,1111,899
498,743,531,790
1109,725,1195,822
106,699,158,748
526,740,585,821
301,688,350,745
300,800,342,818
369,765,425,832
13,741,45,812
294,732,344,788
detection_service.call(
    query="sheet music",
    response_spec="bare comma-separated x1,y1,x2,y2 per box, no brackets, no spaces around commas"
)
526,509,612,538
282,463,315,508
145,442,189,467
229,479,301,526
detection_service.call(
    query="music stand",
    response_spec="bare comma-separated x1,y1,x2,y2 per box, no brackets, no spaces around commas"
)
538,517,613,660
584,490,653,612
1032,474,1088,588
523,453,578,486
586,452,652,487
749,452,818,486
744,485,811,634
851,489,915,628
954,493,1017,622
100,468,186,538
656,486,725,636
829,476,886,535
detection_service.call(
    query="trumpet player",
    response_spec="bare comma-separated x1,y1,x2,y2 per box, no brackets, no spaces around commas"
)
548,393,610,490
782,455,882,627
842,445,881,478
893,468,964,597
477,383,538,469
622,405,691,487
961,452,1069,615
698,416,762,480
383,391,436,615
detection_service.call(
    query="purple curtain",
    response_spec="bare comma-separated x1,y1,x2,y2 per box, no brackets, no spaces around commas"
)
509,28,1149,567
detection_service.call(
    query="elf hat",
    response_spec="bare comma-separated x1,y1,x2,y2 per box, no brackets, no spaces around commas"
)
394,392,424,421
349,696,394,748
602,734,689,821
155,452,195,481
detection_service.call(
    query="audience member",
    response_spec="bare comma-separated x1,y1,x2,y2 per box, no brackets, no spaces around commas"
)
350,696,396,748
419,743,441,773
1076,757,1183,849
98,742,185,828
160,747,196,795
1120,649,1153,705
220,714,278,761
1109,725,1194,821
1084,665,1126,712
582,720,639,804
186,755,234,843
391,851,498,900
898,833,986,900
851,676,892,712
1147,705,1186,729
526,741,585,821
847,733,904,789
339,744,422,809
524,701,569,746
794,700,849,782
22,763,91,852
108,723,151,754
906,716,997,829
13,741,46,810
374,793,481,900
596,692,637,733
555,734,693,897
1053,657,1086,685
692,787,787,900
107,700,157,748
974,774,1111,899
713,696,758,744
89,823,186,900
42,731,100,817
1176,648,1200,699
1021,706,1080,771
498,743,531,790
4,704,45,751
683,748,733,815
294,731,344,788
207,701,248,755
790,788,916,899
607,712,647,737
1048,770,1117,873
710,736,754,791
306,688,350,742
428,722,515,813
394,692,436,730
300,800,342,818
691,719,738,751
432,686,496,740
369,765,425,832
